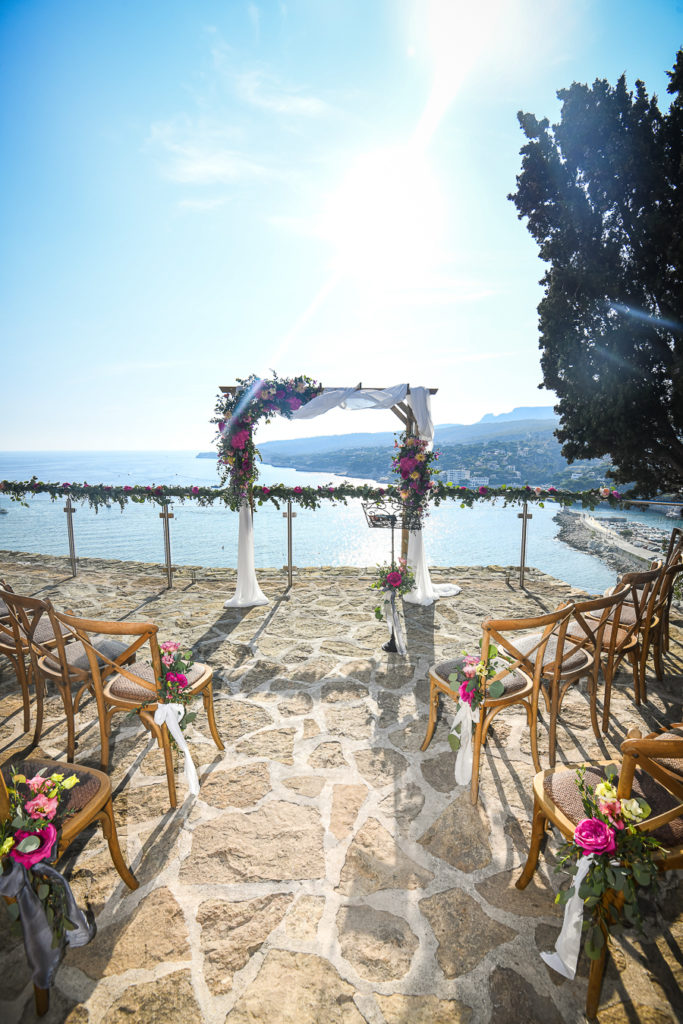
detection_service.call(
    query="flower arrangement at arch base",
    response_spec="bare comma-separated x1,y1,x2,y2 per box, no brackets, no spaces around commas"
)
370,559,415,654
552,767,659,966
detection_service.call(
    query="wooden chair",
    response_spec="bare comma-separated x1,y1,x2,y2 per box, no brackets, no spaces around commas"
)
50,607,224,808
0,587,130,761
515,725,683,1018
421,605,574,804
1,753,138,1016
0,584,74,748
592,563,664,732
646,560,683,691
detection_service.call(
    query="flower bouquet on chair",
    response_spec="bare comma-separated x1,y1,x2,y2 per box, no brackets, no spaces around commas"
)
0,768,95,993
370,559,415,655
154,640,200,796
542,766,659,980
447,649,504,785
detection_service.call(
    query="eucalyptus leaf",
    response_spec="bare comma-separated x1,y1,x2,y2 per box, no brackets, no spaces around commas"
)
448,734,461,752
37,884,50,901
632,861,653,886
7,902,20,920
16,835,41,853
488,680,505,699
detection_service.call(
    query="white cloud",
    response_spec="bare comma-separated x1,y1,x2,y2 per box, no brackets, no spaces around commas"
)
235,69,331,117
178,197,229,211
148,118,276,185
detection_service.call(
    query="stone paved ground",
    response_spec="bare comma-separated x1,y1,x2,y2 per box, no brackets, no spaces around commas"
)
0,552,681,1024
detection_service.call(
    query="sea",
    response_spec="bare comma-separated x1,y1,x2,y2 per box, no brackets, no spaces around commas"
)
0,451,676,593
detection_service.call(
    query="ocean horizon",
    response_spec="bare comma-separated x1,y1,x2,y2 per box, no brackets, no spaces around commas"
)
0,450,674,593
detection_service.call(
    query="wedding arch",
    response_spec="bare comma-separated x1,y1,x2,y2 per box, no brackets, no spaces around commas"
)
215,378,461,608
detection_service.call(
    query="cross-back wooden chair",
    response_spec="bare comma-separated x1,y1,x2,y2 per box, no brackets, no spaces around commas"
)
592,563,664,731
646,560,683,690
0,584,74,749
49,607,224,808
1,754,138,1016
0,587,130,762
421,605,575,804
515,725,683,1018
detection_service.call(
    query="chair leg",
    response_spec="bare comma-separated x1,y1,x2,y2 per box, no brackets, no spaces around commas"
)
34,984,49,1016
420,680,440,752
528,692,541,774
18,654,31,734
97,798,139,890
515,796,547,890
31,673,45,750
57,682,76,762
588,665,601,741
202,684,224,751
601,664,614,735
585,940,608,1018
470,712,485,805
159,725,177,808
548,679,559,770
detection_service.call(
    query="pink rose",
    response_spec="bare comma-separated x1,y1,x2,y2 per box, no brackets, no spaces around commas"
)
162,653,174,666
25,793,59,820
293,486,303,494
478,486,488,495
573,817,617,856
386,571,402,588
10,824,57,868
288,396,302,410
548,486,557,493
176,674,188,689
462,661,478,679
124,485,133,492
262,487,270,495
191,486,199,494
231,430,250,450
459,681,475,705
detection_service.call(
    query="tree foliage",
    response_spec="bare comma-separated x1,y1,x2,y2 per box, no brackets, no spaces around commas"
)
509,50,683,496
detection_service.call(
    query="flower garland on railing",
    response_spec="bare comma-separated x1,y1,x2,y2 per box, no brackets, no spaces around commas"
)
0,478,629,514
392,431,440,521
213,374,323,501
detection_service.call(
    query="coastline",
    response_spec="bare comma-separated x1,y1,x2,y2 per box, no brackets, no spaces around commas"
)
554,507,667,576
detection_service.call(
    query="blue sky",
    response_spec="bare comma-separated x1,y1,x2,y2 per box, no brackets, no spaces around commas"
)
1,0,681,451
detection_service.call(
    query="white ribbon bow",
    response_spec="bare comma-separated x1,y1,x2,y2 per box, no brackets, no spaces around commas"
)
450,701,479,786
154,702,200,796
541,854,594,979
382,591,407,655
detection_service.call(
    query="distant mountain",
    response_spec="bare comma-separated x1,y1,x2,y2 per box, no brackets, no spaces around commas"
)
197,407,561,461
478,406,557,423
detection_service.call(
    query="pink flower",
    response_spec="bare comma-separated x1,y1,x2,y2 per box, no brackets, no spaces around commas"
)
124,485,132,492
293,486,303,494
600,487,610,498
176,674,188,689
62,482,70,488
612,491,621,500
191,486,199,494
25,775,49,793
10,824,57,867
288,396,302,410
399,457,418,477
25,793,59,820
598,800,625,828
217,420,226,433
328,486,335,493
161,641,180,651
231,430,250,450
262,487,270,495
276,389,285,399
462,661,478,679
459,681,475,705
573,817,617,856
162,653,174,666
548,486,557,493
478,486,488,495
386,571,402,588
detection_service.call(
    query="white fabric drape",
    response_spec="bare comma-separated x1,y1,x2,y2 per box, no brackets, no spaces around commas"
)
289,384,409,419
540,854,594,979
450,702,479,786
225,501,268,608
154,703,200,796
382,591,407,655
402,388,461,605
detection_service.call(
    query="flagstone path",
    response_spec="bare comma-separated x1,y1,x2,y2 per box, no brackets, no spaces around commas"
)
0,552,681,1024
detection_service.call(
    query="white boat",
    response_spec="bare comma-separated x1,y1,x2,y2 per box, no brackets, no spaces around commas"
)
665,505,682,518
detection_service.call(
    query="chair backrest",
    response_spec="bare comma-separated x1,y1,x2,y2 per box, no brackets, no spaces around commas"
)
480,605,575,696
618,726,683,841
664,527,683,568
0,585,76,684
568,585,631,668
654,560,683,624
49,605,162,699
619,561,664,633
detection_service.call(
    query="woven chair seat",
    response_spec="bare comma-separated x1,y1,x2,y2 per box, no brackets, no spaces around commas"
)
2,759,102,817
652,731,683,779
44,638,130,674
543,764,683,848
433,659,528,697
513,632,592,674
106,660,206,702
